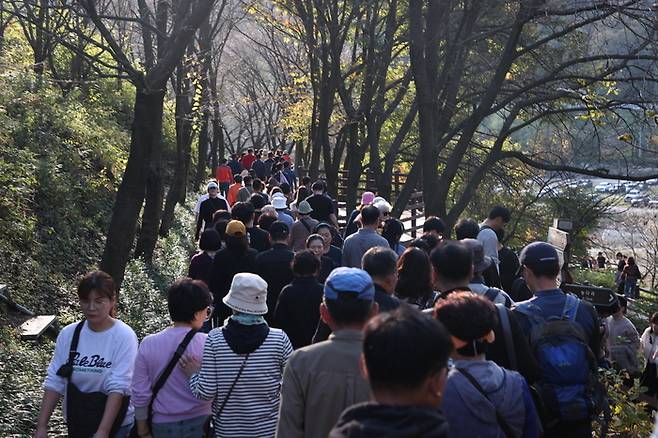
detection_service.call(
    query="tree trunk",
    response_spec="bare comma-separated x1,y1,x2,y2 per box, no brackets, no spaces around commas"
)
195,112,210,189
160,67,194,237
100,89,165,287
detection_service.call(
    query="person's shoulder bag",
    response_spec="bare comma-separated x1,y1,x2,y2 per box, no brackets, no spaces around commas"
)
147,328,198,428
56,320,130,438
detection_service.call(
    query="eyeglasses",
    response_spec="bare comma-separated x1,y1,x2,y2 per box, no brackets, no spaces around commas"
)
80,298,111,308
205,306,214,322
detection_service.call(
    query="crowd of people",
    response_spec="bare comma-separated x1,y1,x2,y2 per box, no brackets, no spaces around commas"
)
33,153,658,438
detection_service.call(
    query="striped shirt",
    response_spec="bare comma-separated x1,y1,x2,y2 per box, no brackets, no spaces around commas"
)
189,327,293,437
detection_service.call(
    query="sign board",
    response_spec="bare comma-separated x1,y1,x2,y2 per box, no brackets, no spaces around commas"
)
553,218,574,232
562,284,618,314
547,227,569,251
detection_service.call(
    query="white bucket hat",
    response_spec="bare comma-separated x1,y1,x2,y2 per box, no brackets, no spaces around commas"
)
223,273,268,315
272,196,288,210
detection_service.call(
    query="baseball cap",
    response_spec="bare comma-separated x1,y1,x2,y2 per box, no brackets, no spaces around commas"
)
324,267,375,301
297,200,313,215
207,181,219,191
461,238,492,273
225,220,246,237
519,242,559,269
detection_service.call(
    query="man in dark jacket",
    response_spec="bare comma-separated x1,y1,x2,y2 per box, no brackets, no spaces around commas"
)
208,220,258,326
273,250,324,348
430,241,540,383
256,221,294,324
231,201,271,252
312,247,399,343
329,307,452,438
195,181,229,241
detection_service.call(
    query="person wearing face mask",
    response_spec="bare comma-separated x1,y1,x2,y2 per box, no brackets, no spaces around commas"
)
435,292,540,438
640,312,658,397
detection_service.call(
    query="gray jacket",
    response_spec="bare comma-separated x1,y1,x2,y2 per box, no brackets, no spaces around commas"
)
276,330,370,438
342,228,389,268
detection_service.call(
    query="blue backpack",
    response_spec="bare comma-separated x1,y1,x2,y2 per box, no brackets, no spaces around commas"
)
515,294,600,424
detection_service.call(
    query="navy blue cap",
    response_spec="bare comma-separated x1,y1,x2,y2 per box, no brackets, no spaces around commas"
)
324,267,375,301
519,242,559,269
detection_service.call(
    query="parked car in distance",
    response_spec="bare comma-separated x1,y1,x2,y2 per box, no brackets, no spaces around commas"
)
630,196,650,207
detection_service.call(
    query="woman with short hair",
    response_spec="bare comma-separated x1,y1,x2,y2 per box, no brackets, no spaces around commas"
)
131,279,213,438
35,271,138,438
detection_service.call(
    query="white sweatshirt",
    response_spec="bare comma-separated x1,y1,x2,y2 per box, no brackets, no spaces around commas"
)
43,319,138,426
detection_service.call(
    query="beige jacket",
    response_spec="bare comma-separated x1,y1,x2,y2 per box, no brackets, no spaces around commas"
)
290,217,319,252
276,330,370,438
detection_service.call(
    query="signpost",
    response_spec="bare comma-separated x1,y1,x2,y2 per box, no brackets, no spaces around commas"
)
562,284,618,314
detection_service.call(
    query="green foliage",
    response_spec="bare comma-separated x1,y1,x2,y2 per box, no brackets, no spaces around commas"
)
572,268,617,290
0,328,66,437
596,369,654,437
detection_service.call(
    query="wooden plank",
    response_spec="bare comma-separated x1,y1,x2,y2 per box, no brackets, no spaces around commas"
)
20,315,57,340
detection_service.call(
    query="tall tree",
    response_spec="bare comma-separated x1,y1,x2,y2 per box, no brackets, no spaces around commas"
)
406,0,658,226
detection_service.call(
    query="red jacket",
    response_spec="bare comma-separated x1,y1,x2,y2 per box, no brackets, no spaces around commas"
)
215,165,233,183
240,154,257,170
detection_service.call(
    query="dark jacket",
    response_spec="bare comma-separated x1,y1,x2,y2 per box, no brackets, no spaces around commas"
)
248,226,271,253
228,159,242,175
188,251,213,285
196,197,229,239
222,318,269,355
273,276,324,349
318,255,334,284
312,283,399,343
325,245,343,269
208,246,258,323
343,209,360,240
255,243,294,323
329,402,449,438
252,159,267,180
498,246,520,293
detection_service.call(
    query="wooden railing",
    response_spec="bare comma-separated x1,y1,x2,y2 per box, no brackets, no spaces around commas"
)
295,167,424,239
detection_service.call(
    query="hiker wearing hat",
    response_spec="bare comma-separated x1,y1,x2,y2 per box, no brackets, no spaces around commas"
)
344,191,375,240
461,238,513,308
276,268,378,438
255,221,294,324
513,242,602,438
435,292,540,438
272,194,294,231
182,273,293,438
231,201,271,253
290,200,319,251
195,181,230,241
208,220,258,326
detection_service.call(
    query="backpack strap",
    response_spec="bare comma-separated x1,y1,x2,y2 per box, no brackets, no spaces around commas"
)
496,304,518,371
456,367,516,438
484,288,499,303
561,294,579,321
148,328,198,427
513,301,546,327
56,320,85,379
